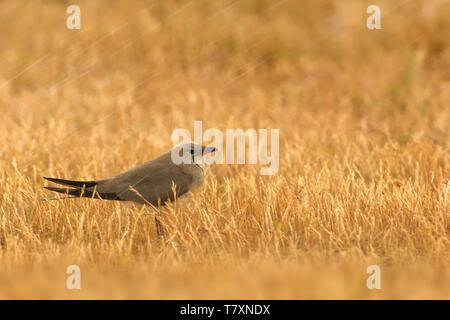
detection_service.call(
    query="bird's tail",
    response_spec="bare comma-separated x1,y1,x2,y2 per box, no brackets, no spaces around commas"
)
43,177,97,188
43,186,95,198
43,177,122,201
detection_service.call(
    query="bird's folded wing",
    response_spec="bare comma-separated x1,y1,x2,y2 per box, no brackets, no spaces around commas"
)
96,164,193,205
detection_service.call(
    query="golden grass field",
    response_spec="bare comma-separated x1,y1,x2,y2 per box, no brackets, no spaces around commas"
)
0,0,449,299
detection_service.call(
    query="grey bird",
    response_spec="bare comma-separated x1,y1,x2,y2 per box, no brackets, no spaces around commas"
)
43,143,216,207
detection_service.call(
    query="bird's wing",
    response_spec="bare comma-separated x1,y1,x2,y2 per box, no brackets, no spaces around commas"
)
97,162,194,206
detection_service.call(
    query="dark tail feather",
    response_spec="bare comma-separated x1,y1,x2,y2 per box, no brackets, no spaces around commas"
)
43,177,98,188
43,186,90,198
43,186,123,201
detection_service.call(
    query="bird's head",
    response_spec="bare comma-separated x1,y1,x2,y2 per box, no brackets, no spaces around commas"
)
172,143,217,164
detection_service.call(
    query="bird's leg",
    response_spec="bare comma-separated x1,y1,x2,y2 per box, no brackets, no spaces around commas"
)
154,215,167,241
128,186,168,241
154,199,167,241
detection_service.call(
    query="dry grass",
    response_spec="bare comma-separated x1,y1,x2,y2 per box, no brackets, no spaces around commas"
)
0,0,450,299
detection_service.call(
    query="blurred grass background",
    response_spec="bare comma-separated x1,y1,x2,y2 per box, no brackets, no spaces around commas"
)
0,0,449,299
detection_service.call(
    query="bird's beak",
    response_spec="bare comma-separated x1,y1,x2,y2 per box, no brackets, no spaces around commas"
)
202,146,217,154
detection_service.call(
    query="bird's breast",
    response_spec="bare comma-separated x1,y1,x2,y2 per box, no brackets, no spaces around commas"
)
179,164,204,189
